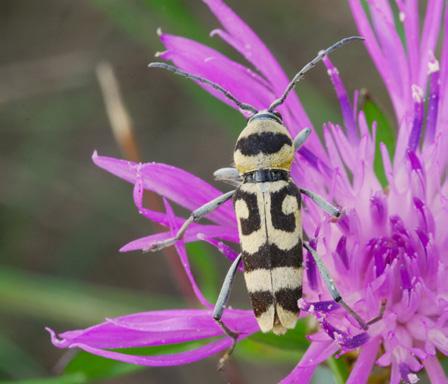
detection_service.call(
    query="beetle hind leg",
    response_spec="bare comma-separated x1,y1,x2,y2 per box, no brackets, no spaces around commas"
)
213,254,242,370
214,319,240,371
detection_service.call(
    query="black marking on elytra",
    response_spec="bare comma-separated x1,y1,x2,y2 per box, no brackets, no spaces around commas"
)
250,291,274,317
275,287,302,313
235,132,292,156
233,189,261,236
242,240,303,272
271,183,301,232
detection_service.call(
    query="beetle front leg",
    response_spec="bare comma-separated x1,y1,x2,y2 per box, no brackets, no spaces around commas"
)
293,128,311,151
213,167,242,187
145,190,235,252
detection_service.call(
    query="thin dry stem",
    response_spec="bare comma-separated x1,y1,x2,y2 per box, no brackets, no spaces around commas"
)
96,61,196,305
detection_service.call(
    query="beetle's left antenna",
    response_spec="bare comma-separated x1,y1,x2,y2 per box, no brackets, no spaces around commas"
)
149,62,258,114
268,36,364,112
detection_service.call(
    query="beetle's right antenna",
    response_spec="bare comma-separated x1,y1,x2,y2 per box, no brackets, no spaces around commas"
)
268,36,364,112
149,62,258,115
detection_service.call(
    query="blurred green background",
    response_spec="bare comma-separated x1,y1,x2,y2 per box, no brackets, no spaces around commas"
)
0,1,392,383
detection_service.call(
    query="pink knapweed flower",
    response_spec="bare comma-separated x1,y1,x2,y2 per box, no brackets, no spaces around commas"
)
49,0,448,383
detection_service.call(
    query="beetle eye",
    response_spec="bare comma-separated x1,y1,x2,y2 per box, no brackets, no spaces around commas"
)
273,111,283,121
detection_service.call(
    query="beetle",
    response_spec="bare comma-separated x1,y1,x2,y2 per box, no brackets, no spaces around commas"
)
146,36,381,368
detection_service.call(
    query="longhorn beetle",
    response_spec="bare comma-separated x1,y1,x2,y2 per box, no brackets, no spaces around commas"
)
147,36,383,368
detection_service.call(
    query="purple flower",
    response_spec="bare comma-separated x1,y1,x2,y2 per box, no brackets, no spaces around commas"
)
49,0,448,382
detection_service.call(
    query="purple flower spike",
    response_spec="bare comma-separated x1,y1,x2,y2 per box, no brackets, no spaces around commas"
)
50,1,448,383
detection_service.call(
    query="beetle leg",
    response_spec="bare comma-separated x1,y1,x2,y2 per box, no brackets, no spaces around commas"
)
213,254,243,370
213,167,242,187
300,188,341,218
303,242,369,330
145,190,235,252
293,128,312,151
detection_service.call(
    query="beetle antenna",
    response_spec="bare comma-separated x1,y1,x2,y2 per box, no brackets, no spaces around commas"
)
268,36,364,112
149,62,258,114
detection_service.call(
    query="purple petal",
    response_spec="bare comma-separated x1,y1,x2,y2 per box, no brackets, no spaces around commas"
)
164,199,211,307
280,341,339,384
346,338,380,384
305,242,319,291
336,213,351,235
425,58,440,143
419,0,444,87
339,332,370,350
407,150,423,171
368,238,386,277
380,143,393,183
48,309,257,349
48,313,218,349
164,0,329,160
202,0,312,129
47,307,259,367
370,193,387,227
159,33,328,161
335,235,349,270
440,5,448,116
416,229,429,249
159,33,274,113
119,225,239,253
320,319,369,350
400,262,412,291
413,197,431,233
348,0,407,118
408,85,425,151
121,226,237,251
92,152,235,227
399,362,420,384
71,338,232,367
201,236,241,264
203,0,286,86
397,0,419,85
298,299,340,314
298,146,330,173
323,57,357,142
107,309,257,335
437,11,448,141
423,355,448,384
370,2,409,100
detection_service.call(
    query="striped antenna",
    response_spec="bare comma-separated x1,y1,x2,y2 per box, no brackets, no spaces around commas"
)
268,36,364,112
149,62,258,114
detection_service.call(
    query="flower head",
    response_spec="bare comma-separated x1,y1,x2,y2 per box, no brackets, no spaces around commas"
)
49,0,448,382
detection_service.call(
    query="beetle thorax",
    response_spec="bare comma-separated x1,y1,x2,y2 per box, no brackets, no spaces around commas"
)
233,118,294,174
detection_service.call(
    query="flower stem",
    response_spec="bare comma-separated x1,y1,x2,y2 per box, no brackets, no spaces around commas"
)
96,62,197,305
